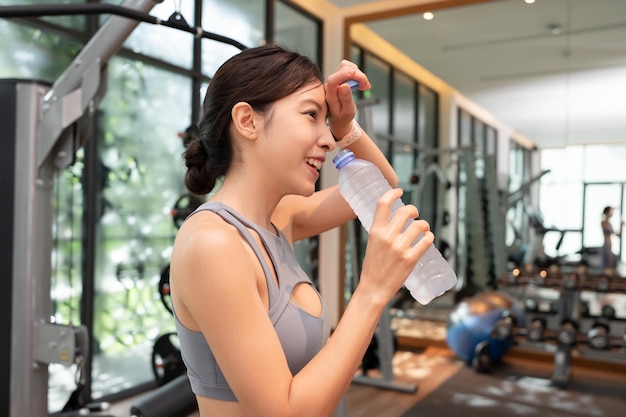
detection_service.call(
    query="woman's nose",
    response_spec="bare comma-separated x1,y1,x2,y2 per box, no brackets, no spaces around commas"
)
320,127,336,151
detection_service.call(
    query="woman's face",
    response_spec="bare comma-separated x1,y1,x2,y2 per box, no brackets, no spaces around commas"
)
258,82,335,197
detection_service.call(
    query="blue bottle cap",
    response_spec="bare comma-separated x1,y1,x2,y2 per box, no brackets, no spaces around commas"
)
333,149,355,169
344,79,360,90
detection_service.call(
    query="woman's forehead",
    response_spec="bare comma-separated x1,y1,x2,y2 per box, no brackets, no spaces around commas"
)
283,82,326,107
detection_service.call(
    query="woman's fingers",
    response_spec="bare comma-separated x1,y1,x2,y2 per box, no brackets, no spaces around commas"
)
362,188,434,294
371,188,403,227
329,60,371,91
325,60,372,134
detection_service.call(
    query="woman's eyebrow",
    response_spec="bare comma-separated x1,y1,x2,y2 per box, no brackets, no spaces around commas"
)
299,98,324,111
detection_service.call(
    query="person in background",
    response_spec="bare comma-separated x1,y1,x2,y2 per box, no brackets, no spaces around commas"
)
600,206,623,271
168,44,434,417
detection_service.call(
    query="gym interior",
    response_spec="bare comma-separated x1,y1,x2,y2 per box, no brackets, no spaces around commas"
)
2,1,625,416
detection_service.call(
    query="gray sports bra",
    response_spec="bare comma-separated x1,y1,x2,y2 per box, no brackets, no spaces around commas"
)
173,201,331,401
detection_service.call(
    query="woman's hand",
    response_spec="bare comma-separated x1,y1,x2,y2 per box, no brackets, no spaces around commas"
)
324,60,371,139
358,188,434,304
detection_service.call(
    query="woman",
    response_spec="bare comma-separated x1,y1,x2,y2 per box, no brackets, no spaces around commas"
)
600,206,623,270
169,44,433,417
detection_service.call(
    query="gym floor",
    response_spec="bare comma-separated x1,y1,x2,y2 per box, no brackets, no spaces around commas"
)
110,316,626,417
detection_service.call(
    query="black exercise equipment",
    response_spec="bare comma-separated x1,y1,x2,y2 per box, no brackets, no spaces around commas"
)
361,333,398,375
151,333,185,386
352,303,416,393
601,304,616,319
587,320,611,350
135,255,196,415
551,346,573,389
551,319,578,388
51,401,114,417
158,264,173,315
130,375,197,417
556,320,578,348
170,193,204,229
499,269,626,388
472,341,492,374
491,313,516,342
552,273,578,388
525,208,569,268
527,317,546,342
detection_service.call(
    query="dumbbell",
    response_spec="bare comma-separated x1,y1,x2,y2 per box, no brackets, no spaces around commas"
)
601,304,616,319
527,317,546,342
556,320,578,348
587,320,610,350
524,297,538,312
491,314,514,341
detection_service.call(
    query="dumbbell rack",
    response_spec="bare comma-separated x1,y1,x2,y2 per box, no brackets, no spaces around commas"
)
498,269,626,387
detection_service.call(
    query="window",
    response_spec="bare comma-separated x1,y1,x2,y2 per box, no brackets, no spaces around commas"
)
1,1,323,412
275,1,321,62
540,145,626,263
92,57,191,398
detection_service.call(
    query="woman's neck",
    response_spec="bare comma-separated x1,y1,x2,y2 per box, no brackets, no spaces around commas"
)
210,177,281,232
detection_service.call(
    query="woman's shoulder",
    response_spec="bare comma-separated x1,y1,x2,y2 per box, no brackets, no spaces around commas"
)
173,210,248,262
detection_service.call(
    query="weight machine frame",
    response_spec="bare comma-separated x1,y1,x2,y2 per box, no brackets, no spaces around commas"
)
0,2,246,416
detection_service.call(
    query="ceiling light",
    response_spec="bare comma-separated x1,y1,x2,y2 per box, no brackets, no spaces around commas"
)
525,0,536,4
423,12,434,20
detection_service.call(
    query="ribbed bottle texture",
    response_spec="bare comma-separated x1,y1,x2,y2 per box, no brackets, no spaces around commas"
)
333,150,457,304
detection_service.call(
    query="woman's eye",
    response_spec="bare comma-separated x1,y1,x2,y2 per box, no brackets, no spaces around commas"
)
306,111,317,119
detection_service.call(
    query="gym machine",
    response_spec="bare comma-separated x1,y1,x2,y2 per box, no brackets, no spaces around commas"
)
0,2,246,416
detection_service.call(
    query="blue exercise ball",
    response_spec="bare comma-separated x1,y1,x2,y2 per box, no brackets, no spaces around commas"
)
446,290,525,367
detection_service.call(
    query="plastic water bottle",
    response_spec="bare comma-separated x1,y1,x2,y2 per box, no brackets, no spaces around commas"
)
333,149,457,304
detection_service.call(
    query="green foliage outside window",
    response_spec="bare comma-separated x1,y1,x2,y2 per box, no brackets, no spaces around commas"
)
0,19,81,82
90,57,191,395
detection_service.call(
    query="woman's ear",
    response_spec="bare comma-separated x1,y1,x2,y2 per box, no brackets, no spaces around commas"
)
232,102,259,140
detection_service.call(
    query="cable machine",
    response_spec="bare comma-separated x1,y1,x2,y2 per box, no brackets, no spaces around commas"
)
0,2,247,416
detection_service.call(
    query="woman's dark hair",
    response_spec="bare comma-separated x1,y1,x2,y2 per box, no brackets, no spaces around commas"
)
603,206,613,216
183,44,324,195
